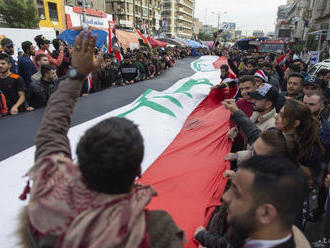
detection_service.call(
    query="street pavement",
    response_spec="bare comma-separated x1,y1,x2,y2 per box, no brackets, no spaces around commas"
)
0,57,197,161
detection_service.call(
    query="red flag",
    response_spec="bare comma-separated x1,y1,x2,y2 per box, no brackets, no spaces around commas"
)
108,28,112,53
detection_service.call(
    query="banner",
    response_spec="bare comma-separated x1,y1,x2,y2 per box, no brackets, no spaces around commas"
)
310,51,320,65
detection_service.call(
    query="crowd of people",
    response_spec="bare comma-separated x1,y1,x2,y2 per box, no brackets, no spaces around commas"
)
0,34,205,117
1,30,330,248
198,45,330,248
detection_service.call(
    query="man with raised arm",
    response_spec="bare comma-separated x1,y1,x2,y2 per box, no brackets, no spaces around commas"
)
18,31,184,248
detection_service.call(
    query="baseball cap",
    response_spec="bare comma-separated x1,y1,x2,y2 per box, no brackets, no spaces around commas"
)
34,35,50,46
249,83,279,104
303,78,321,88
1,38,13,48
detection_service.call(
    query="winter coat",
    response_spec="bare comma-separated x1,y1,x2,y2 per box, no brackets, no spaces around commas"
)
234,108,276,164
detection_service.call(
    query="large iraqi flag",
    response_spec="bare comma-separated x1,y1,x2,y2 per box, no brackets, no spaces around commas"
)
0,56,234,247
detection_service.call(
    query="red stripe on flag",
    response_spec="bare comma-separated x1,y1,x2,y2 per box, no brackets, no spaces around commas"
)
139,92,232,247
213,56,236,77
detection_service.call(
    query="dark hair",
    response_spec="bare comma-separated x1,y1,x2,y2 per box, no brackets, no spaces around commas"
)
293,59,303,64
246,60,257,67
21,41,33,53
52,38,61,50
257,56,265,62
240,155,308,228
220,64,229,71
40,64,54,77
77,117,144,194
239,75,256,85
305,91,326,105
0,53,10,63
262,62,272,68
35,53,47,62
287,72,304,82
282,99,324,159
103,53,112,60
287,63,301,73
260,129,299,163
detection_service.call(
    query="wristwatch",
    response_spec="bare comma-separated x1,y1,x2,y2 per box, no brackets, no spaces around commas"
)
68,67,86,80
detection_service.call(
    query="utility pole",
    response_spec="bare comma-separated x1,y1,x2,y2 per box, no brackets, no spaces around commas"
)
192,0,195,39
148,0,150,34
205,8,207,24
82,0,88,32
133,0,136,27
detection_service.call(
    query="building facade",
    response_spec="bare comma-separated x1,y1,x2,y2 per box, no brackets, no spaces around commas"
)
275,0,330,51
65,0,106,11
193,17,203,35
252,30,265,37
161,0,195,39
310,0,330,50
198,24,216,37
105,0,162,35
35,0,66,31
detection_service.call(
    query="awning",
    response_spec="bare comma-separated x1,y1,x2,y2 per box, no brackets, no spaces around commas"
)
157,38,183,47
115,29,140,51
58,28,108,48
147,36,167,48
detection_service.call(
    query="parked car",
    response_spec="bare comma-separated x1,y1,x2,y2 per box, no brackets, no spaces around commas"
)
308,59,330,78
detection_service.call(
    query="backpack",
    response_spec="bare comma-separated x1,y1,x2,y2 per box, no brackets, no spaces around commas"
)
0,89,8,116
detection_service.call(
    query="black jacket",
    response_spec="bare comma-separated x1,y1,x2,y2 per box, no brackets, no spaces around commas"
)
29,79,56,108
230,110,262,145
120,63,139,82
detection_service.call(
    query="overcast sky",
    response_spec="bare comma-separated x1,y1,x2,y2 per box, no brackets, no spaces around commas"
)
194,0,287,35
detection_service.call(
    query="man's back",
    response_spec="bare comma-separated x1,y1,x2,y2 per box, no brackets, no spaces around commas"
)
18,55,37,88
19,155,183,248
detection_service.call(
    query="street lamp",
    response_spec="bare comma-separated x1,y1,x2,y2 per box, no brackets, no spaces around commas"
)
81,0,89,32
211,11,227,30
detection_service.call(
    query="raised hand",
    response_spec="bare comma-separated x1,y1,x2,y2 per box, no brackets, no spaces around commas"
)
222,99,239,113
71,31,103,77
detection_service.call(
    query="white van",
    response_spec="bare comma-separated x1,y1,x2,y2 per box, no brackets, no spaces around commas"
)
308,59,330,78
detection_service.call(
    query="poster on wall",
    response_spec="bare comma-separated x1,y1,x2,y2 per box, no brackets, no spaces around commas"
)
310,51,320,65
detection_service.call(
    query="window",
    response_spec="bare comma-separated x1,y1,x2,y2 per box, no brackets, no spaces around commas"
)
48,2,58,21
36,0,45,20
143,8,147,16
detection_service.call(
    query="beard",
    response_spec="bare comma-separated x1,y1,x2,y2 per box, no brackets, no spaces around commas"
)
252,104,265,113
227,203,258,239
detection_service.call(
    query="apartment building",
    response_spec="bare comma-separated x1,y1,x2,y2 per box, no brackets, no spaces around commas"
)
193,18,203,35
311,0,330,28
105,0,162,34
161,0,195,39
65,0,106,11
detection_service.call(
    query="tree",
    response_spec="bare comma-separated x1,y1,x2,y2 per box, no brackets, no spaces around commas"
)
0,0,39,29
198,32,213,41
